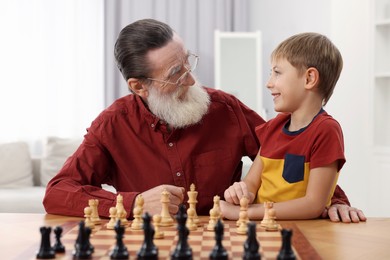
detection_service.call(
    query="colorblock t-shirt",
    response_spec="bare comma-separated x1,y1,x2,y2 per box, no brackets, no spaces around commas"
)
255,109,345,207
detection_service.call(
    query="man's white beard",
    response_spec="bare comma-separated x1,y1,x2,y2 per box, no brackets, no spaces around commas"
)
146,80,210,128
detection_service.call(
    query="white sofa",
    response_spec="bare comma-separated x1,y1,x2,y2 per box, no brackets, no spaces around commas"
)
0,138,82,213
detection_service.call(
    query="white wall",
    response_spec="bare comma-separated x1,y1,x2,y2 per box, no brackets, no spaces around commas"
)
328,0,373,215
249,0,386,217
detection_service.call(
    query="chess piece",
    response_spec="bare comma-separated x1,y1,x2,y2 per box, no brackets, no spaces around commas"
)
84,206,95,229
73,221,93,259
152,214,164,239
160,188,174,227
209,219,228,260
265,208,280,231
137,212,158,259
236,196,249,227
207,207,218,231
53,226,65,253
117,208,129,227
36,226,55,259
107,207,118,229
171,204,192,260
187,183,200,226
116,194,125,212
243,222,260,260
277,229,296,260
236,210,249,235
212,195,222,220
131,195,144,230
260,201,273,228
110,220,129,259
89,199,101,225
186,207,197,231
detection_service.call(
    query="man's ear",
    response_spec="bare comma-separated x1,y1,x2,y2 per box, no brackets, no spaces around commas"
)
127,78,149,98
305,67,319,90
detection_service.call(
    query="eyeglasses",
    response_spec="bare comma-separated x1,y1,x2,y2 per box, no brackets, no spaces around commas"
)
147,53,199,88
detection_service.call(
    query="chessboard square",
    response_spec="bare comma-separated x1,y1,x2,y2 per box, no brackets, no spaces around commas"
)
259,232,280,238
201,231,214,238
191,244,201,252
261,241,282,248
92,249,110,257
188,240,202,246
155,239,175,248
90,239,114,246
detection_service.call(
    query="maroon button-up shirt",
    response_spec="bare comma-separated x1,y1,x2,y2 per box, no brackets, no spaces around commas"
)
43,87,349,218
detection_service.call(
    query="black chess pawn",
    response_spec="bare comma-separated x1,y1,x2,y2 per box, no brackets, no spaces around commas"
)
36,226,55,259
243,222,260,260
209,219,228,260
171,204,192,260
277,229,296,260
53,226,65,253
110,220,129,259
73,221,93,259
137,212,158,259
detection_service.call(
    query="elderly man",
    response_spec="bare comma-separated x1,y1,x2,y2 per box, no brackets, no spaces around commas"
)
43,19,365,223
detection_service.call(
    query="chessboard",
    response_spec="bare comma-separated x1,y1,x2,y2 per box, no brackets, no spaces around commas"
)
38,217,320,259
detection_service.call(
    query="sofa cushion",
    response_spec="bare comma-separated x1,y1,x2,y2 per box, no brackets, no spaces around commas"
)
0,142,33,187
40,137,82,187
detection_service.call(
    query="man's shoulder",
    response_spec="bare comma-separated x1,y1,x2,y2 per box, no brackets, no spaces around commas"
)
204,87,239,104
93,94,138,124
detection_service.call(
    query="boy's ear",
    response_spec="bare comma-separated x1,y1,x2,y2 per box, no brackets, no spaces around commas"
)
127,78,149,98
305,67,319,90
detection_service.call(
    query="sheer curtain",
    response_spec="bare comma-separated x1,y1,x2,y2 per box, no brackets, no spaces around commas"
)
104,0,250,106
0,0,104,155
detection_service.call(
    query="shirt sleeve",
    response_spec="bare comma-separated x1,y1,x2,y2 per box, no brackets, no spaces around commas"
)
43,116,139,219
310,118,346,172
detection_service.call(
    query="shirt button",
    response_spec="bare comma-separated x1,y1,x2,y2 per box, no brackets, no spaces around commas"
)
176,172,181,177
168,143,173,147
151,123,155,128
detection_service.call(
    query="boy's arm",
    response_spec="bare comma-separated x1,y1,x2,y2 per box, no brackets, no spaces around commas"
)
247,162,339,220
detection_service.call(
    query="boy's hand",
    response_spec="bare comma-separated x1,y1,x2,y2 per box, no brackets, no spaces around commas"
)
224,181,254,205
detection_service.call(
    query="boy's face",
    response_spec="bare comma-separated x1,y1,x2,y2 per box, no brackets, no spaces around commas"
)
266,57,307,113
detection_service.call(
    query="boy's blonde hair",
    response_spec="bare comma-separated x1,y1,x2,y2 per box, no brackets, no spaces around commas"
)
271,32,343,105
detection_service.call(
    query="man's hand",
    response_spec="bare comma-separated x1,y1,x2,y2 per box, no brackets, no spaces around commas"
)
224,181,255,205
139,184,185,216
322,204,367,223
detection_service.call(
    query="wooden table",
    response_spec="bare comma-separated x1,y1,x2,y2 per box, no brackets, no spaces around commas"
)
1,213,389,259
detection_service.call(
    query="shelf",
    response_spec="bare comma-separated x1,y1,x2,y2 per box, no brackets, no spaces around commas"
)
374,72,390,78
373,0,390,147
376,19,390,26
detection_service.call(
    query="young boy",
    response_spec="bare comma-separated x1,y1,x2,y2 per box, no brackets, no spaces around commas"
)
220,32,345,220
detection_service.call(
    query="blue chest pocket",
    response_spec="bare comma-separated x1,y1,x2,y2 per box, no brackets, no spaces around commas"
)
282,154,305,183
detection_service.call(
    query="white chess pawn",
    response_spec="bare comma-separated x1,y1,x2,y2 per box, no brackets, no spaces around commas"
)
236,196,249,227
89,199,101,225
117,208,129,227
207,207,218,231
236,210,248,235
265,208,280,231
84,206,95,229
106,207,117,229
131,206,143,230
152,214,164,239
186,207,197,231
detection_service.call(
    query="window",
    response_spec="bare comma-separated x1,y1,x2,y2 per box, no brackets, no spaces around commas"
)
0,0,104,155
